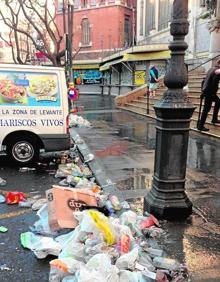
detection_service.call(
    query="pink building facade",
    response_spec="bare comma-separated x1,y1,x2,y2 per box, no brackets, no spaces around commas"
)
56,0,136,61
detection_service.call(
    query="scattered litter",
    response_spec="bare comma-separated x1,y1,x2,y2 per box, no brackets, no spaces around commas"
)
46,186,97,231
20,232,62,259
153,257,181,271
6,191,26,204
19,167,36,172
19,199,35,208
0,264,11,271
84,154,94,163
32,198,47,211
18,115,188,281
0,226,8,233
69,114,91,128
0,177,6,186
0,194,6,203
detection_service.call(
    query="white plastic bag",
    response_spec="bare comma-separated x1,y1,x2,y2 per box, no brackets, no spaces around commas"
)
86,253,119,282
32,204,57,236
116,248,139,270
76,267,106,282
20,232,62,259
119,270,146,282
120,211,137,226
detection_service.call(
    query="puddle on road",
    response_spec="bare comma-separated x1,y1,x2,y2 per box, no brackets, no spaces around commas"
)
116,168,153,191
78,96,220,179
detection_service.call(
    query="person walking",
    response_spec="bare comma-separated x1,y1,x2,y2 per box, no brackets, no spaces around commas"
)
149,65,160,97
198,59,220,131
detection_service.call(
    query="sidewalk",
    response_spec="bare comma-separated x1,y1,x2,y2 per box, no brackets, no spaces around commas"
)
75,95,220,281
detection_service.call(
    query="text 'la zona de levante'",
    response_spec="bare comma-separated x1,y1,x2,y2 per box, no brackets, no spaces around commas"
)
0,109,63,115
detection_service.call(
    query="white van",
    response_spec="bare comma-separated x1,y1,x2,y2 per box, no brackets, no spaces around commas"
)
0,64,70,164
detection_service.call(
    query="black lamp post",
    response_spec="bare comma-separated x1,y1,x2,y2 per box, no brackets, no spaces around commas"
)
144,0,196,220
63,0,74,83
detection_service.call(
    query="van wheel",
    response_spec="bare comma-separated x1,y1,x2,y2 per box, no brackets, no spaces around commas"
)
7,136,39,164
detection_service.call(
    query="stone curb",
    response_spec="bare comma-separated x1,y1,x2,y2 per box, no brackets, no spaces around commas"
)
70,127,124,201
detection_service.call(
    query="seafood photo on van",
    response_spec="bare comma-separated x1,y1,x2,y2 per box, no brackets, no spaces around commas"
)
0,79,27,104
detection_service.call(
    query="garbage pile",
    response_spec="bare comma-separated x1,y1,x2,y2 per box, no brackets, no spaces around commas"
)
69,114,91,128
18,143,188,282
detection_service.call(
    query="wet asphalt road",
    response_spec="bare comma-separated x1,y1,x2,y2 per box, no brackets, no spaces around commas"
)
0,160,58,282
0,94,220,281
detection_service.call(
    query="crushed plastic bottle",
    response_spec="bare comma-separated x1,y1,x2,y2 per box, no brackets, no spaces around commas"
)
109,195,121,211
0,177,6,186
0,194,6,203
19,167,36,172
153,257,181,271
117,234,131,254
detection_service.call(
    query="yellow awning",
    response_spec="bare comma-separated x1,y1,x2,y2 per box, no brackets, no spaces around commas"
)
100,62,111,72
123,50,171,61
72,64,100,70
100,58,123,72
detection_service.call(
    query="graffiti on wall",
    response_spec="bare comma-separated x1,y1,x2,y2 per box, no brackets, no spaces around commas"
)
134,71,146,85
74,70,102,85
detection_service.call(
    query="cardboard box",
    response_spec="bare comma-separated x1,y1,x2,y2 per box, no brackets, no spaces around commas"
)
46,185,97,231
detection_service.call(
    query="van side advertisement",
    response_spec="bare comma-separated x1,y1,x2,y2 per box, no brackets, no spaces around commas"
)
0,71,61,106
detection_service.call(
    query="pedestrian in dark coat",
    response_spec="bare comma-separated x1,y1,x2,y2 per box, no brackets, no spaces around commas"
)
198,59,220,131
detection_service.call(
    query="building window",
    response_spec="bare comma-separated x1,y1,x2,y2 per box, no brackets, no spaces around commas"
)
81,18,90,45
158,0,172,31
124,16,131,47
145,0,155,35
200,0,206,7
82,0,88,8
57,0,63,12
91,0,96,6
74,0,80,8
139,0,144,36
99,0,105,5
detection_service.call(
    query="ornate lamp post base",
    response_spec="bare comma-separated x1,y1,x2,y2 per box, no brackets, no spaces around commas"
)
144,0,196,220
144,100,195,220
144,196,192,220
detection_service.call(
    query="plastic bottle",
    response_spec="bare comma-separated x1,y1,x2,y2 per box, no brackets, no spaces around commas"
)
153,257,180,271
109,195,121,210
118,234,131,254
105,200,115,216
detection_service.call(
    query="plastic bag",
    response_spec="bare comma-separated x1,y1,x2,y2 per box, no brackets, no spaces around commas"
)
120,211,137,226
116,248,139,270
6,191,26,204
32,204,57,236
62,276,77,282
119,270,146,282
50,258,85,274
139,214,160,229
76,267,106,282
138,252,155,272
86,254,119,282
88,210,116,245
20,232,62,259
79,210,115,246
153,257,180,271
